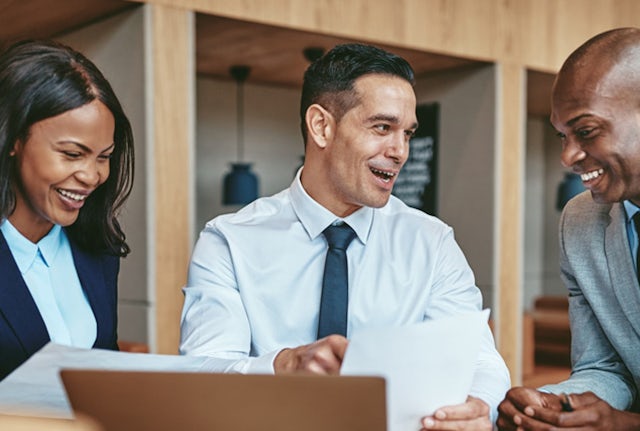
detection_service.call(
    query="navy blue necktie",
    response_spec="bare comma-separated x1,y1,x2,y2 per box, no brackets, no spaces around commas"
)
633,213,640,285
317,223,356,339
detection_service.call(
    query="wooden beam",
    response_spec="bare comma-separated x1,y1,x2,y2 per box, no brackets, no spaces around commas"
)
146,3,194,353
495,62,526,385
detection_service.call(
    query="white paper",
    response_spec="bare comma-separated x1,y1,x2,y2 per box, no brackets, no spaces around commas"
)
341,309,490,431
0,343,208,418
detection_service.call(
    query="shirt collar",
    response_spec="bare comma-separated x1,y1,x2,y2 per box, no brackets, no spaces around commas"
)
623,200,640,223
38,224,63,267
0,219,63,272
290,167,373,244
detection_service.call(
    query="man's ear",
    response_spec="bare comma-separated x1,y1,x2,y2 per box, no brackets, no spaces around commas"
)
305,104,335,149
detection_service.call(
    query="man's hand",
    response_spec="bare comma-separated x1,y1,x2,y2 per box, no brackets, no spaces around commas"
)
497,386,563,430
421,396,491,430
498,388,640,431
519,391,640,430
273,335,348,375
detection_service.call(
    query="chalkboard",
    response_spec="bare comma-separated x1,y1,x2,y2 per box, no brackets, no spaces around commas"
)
392,103,439,215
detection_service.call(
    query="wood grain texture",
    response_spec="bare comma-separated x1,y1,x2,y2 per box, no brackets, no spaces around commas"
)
196,13,478,87
527,70,556,118
7,1,640,83
495,62,526,384
0,0,135,43
138,0,640,71
149,3,193,354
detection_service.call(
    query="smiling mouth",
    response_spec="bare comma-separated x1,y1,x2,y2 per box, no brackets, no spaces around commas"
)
370,168,396,183
57,188,88,202
581,168,604,182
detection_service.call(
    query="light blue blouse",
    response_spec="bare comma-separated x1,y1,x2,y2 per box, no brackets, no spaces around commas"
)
0,219,96,347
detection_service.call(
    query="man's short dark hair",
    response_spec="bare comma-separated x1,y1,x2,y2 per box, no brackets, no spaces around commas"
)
299,43,415,144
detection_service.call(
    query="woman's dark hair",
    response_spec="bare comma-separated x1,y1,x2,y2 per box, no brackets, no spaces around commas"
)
0,39,134,256
300,43,415,144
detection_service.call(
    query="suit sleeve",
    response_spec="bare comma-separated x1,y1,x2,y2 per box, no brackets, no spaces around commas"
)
540,203,636,410
105,254,120,351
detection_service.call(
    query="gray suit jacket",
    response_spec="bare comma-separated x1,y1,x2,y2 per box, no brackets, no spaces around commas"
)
542,191,640,411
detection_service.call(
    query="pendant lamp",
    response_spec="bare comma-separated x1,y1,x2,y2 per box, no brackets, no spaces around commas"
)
556,172,585,211
223,65,259,205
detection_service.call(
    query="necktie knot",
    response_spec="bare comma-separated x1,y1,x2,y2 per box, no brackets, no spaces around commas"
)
323,224,356,251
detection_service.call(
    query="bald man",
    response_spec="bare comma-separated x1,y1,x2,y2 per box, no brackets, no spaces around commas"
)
497,27,640,430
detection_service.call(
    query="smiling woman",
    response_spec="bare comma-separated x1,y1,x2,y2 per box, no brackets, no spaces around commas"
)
11,100,116,241
0,39,134,380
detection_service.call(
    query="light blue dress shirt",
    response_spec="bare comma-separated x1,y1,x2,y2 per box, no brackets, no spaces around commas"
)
623,200,640,274
180,170,510,419
0,219,97,347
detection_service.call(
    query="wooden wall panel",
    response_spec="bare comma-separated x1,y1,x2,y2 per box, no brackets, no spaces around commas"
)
148,4,194,354
133,0,502,61
134,0,640,71
495,62,526,384
504,0,640,72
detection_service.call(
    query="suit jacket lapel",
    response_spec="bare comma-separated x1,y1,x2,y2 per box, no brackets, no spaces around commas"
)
70,242,113,347
605,203,640,336
0,231,50,354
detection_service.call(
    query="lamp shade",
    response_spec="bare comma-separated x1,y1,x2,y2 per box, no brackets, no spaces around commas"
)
556,172,585,211
223,162,258,205
222,65,259,205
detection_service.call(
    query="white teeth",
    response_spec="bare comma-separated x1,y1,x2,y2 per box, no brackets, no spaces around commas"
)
371,168,395,180
58,189,87,201
580,168,604,182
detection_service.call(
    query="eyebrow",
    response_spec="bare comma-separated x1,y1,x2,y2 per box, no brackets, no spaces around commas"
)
566,113,595,127
58,140,115,153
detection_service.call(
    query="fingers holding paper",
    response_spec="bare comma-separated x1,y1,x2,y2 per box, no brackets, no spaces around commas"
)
273,335,348,375
420,396,492,431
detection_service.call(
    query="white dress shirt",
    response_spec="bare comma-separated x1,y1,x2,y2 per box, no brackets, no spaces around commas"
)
180,171,510,419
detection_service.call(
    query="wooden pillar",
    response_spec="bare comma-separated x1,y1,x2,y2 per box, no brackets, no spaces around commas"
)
145,3,194,353
495,62,526,385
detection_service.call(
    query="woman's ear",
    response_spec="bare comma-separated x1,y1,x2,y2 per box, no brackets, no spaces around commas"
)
9,140,20,157
305,104,335,149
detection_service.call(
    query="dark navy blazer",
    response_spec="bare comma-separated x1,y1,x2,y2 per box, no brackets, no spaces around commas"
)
0,230,119,380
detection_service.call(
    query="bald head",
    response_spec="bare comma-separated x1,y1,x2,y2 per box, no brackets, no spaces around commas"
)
562,28,640,71
554,27,640,98
550,27,640,206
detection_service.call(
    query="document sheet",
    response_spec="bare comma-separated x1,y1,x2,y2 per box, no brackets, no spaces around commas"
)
0,343,207,418
341,309,490,431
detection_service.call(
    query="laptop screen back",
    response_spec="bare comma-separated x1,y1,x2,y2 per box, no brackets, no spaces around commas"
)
61,369,386,431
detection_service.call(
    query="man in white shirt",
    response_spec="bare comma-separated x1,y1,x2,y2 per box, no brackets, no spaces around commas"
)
180,43,510,430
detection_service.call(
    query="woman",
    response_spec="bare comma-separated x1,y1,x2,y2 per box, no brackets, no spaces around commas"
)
0,39,134,379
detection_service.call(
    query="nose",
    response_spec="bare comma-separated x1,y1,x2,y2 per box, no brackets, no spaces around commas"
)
560,138,586,168
76,159,105,187
386,132,409,164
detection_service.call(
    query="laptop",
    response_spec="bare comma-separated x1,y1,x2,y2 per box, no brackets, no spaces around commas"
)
61,369,386,431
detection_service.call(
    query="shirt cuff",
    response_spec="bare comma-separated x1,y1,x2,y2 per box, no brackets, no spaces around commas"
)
241,349,281,374
195,349,280,374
